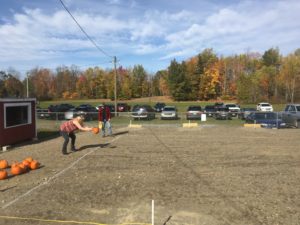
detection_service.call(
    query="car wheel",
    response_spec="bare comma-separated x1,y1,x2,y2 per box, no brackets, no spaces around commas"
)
296,120,300,128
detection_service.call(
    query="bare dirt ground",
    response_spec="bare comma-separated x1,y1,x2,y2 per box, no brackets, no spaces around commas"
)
1,125,300,225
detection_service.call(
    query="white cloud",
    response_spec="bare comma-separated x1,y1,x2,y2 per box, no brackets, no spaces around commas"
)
160,0,300,59
1,0,300,74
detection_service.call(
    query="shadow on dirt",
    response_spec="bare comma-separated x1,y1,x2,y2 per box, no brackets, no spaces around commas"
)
77,143,111,151
0,131,60,152
0,186,17,192
112,131,129,136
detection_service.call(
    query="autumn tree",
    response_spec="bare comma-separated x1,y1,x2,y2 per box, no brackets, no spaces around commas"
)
4,74,24,97
153,70,169,96
28,68,54,100
131,65,148,98
280,53,300,103
118,67,132,100
196,49,218,100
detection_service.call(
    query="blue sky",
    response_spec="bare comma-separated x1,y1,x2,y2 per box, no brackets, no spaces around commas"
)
0,0,299,78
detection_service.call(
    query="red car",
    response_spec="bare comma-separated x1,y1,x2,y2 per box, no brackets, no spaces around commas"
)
117,103,131,112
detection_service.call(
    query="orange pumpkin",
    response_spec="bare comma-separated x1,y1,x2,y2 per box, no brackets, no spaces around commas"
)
0,170,8,180
11,165,22,175
22,160,31,168
30,160,40,170
25,157,33,163
0,160,9,169
19,163,28,173
11,162,19,168
92,127,99,134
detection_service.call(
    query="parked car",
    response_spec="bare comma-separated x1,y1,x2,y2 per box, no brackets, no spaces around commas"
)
48,104,75,120
257,102,273,112
224,103,240,117
117,103,131,112
238,108,257,120
131,105,156,120
186,106,202,120
246,112,286,128
282,104,300,128
214,102,224,110
161,106,178,120
65,104,98,121
36,108,50,119
154,102,166,112
204,105,216,117
215,107,232,120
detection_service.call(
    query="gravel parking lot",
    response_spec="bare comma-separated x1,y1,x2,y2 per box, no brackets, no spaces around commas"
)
1,125,300,225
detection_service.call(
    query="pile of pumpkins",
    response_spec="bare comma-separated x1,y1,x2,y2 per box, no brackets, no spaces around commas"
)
0,157,40,180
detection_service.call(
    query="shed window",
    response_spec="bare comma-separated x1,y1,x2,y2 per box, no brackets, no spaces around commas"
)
4,103,32,128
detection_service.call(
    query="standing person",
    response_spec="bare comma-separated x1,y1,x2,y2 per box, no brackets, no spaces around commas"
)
98,103,112,137
60,116,92,155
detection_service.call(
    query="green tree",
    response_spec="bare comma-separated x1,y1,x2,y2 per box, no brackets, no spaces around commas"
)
168,60,190,101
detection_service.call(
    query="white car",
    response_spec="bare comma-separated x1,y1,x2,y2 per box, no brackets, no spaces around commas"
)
161,106,178,120
224,103,240,117
257,102,273,112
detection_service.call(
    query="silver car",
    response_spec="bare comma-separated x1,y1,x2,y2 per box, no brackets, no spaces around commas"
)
161,106,178,120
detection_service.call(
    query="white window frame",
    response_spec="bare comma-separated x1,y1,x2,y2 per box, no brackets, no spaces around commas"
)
4,102,32,128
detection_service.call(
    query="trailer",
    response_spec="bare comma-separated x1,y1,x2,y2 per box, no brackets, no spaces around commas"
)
0,98,37,150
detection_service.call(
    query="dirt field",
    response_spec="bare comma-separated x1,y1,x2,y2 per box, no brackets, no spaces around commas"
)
1,125,300,225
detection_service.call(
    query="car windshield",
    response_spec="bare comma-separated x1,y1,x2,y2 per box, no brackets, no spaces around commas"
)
188,106,201,111
218,107,228,112
226,104,237,107
261,104,271,107
163,107,175,111
255,113,276,119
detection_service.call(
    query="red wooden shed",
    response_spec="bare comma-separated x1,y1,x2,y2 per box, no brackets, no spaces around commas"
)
0,98,37,148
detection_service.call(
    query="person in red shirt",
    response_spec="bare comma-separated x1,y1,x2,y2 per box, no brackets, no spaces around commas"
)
98,103,112,137
60,116,92,155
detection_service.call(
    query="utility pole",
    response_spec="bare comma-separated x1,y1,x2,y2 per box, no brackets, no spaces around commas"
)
26,73,29,98
113,56,118,116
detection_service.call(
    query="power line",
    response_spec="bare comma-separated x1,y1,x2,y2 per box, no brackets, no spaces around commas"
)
59,0,113,59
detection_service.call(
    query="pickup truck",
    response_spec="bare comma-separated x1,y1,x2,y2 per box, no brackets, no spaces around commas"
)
282,104,300,128
225,103,240,117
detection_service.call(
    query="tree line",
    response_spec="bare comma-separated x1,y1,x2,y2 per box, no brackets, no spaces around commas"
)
1,47,300,103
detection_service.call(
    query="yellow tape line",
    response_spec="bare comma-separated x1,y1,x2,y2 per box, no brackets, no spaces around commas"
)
0,215,151,225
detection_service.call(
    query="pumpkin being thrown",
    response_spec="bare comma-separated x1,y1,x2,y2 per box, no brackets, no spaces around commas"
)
0,160,9,169
0,170,8,180
92,127,100,134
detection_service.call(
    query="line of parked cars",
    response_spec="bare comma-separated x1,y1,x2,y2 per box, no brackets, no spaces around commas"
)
36,102,131,121
36,101,300,129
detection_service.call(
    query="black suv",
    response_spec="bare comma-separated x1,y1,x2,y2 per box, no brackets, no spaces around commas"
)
48,104,75,120
204,105,217,117
154,102,166,112
74,104,98,121
215,107,232,120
